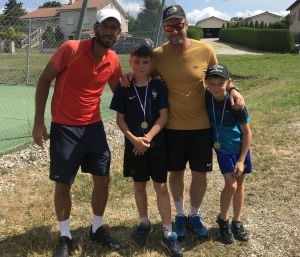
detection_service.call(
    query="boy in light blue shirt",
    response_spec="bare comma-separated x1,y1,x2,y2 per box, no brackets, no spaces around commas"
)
205,64,252,244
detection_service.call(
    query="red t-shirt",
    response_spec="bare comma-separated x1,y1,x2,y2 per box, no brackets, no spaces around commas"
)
50,38,122,126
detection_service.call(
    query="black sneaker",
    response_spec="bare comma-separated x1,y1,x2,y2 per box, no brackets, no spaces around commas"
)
52,236,74,257
216,214,234,244
132,222,153,247
89,225,121,250
161,232,184,257
231,220,249,242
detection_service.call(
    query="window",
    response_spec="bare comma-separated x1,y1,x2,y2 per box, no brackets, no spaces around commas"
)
67,17,74,25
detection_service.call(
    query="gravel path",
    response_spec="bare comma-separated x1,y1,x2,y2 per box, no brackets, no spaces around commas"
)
201,38,265,55
0,119,123,174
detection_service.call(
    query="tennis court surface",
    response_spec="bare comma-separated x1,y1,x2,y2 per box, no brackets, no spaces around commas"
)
0,84,115,156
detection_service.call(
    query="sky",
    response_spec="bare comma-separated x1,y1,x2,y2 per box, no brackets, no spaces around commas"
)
0,0,293,25
119,0,292,25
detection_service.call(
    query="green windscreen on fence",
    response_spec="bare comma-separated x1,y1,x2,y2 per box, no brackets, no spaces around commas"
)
0,84,115,156
0,0,176,155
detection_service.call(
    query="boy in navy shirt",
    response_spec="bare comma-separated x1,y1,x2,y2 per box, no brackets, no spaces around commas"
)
205,64,252,244
110,45,183,257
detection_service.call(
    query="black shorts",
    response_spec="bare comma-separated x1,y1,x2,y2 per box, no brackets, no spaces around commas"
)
49,121,110,185
164,128,213,172
123,145,167,183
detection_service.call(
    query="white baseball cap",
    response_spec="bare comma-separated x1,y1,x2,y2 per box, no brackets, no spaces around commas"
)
97,9,121,25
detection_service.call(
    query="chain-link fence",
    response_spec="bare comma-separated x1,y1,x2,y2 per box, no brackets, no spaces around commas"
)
0,0,177,155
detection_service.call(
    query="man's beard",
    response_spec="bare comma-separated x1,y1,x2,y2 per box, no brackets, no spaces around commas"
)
95,32,117,48
168,34,184,47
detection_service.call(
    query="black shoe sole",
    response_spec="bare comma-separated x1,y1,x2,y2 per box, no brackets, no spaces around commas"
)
232,234,249,242
220,236,234,244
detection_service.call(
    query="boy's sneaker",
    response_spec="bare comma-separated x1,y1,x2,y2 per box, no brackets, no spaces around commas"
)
161,232,184,257
188,214,209,238
231,220,249,242
173,215,188,240
52,236,74,257
89,225,121,250
216,214,234,244
131,222,153,247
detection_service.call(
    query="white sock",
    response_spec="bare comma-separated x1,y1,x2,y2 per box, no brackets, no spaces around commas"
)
58,219,72,239
140,216,150,226
189,205,200,217
163,224,172,237
174,200,185,216
92,215,103,233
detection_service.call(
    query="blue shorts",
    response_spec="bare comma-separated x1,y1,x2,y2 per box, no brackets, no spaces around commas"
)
49,121,110,185
216,150,252,175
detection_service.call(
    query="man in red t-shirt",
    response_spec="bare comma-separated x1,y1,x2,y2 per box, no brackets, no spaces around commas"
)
32,9,122,257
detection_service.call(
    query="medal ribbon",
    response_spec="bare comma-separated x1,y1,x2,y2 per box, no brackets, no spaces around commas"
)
133,81,148,121
212,94,227,143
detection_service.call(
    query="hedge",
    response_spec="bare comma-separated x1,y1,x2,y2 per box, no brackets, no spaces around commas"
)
219,27,294,53
187,26,203,40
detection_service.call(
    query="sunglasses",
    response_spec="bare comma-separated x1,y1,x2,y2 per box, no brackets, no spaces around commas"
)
164,22,185,32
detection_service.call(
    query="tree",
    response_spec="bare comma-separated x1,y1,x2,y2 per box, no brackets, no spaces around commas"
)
244,20,249,27
272,21,288,29
281,14,290,28
249,20,254,28
128,15,136,32
3,0,27,17
255,20,259,29
133,0,162,37
260,21,265,29
42,26,53,42
39,1,62,8
268,22,272,28
264,23,267,29
230,17,243,21
54,26,64,41
222,23,225,29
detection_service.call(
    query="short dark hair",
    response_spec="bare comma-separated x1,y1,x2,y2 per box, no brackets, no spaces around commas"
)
130,44,153,58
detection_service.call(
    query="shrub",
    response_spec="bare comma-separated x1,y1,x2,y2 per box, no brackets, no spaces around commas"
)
219,27,294,53
187,26,203,40
7,26,16,40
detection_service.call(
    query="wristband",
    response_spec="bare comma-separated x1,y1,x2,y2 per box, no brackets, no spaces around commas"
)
228,86,240,93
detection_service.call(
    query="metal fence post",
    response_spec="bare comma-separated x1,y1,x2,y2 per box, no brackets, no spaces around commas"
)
154,0,165,48
26,19,31,85
75,0,89,40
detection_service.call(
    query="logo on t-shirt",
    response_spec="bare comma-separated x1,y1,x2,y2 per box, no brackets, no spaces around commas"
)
152,89,157,99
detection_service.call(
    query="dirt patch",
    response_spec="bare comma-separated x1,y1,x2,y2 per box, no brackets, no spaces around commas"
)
202,38,265,55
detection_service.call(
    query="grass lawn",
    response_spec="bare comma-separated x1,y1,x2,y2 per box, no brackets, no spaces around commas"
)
0,53,299,256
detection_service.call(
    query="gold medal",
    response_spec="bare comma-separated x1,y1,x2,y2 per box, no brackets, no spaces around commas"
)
214,141,221,149
141,121,148,129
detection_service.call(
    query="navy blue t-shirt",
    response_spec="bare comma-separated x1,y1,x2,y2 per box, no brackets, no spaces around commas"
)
110,78,169,148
